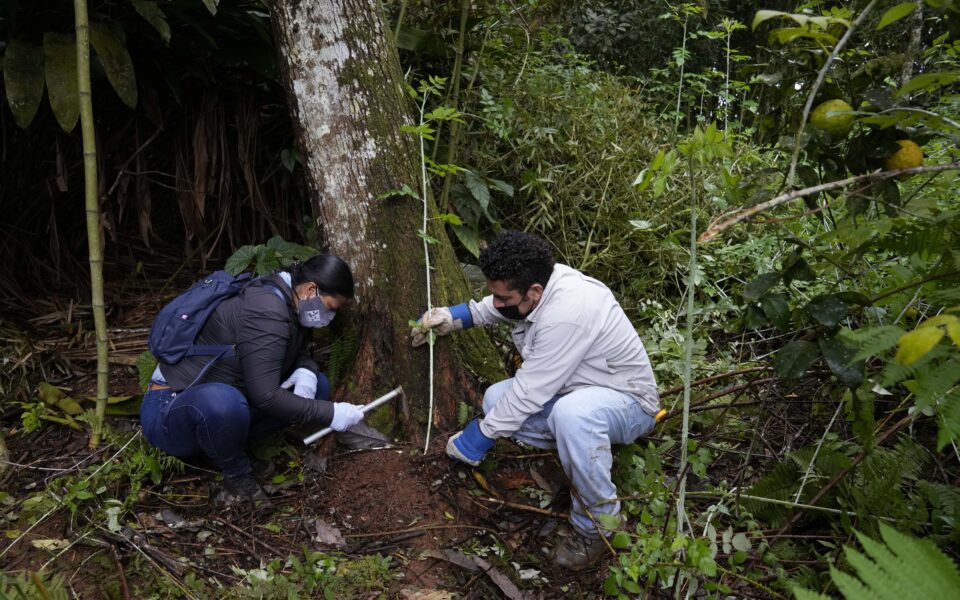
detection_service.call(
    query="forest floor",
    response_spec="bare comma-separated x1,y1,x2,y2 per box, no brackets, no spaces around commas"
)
1,377,613,599
0,261,623,599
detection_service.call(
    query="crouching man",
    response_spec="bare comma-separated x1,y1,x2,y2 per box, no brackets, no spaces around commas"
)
411,231,659,570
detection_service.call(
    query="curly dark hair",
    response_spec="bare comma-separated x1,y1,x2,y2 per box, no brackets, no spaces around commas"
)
478,231,555,291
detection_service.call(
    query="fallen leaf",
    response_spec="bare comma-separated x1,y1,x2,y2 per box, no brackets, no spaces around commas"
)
335,422,391,449
313,520,345,548
529,467,554,493
31,538,70,551
471,555,528,600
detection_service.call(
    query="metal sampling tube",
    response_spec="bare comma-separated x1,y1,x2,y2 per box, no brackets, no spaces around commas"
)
302,386,403,445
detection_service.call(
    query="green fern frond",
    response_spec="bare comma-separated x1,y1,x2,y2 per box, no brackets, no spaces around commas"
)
745,461,798,525
870,525,960,598
937,388,960,451
136,350,158,393
793,589,831,600
795,525,960,600
927,285,960,307
879,224,945,259
327,334,359,388
881,346,950,386
909,357,960,410
919,481,960,538
839,326,905,362
847,534,911,599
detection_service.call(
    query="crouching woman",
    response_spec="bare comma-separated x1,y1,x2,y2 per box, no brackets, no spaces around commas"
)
140,255,365,502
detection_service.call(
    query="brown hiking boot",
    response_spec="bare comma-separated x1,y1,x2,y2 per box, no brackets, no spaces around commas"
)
550,527,611,571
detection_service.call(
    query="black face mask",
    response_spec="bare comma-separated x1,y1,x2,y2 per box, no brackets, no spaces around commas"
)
495,290,529,320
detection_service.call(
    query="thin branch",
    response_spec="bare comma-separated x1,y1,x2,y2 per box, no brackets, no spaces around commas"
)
661,366,769,397
775,414,913,537
786,0,878,187
699,162,960,243
794,400,843,503
477,496,569,519
871,269,960,304
876,106,960,131
662,378,777,421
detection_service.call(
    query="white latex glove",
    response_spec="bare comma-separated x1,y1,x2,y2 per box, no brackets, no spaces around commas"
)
410,307,462,347
329,402,365,431
280,368,318,399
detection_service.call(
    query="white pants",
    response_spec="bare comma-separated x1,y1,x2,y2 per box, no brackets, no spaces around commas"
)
483,378,656,535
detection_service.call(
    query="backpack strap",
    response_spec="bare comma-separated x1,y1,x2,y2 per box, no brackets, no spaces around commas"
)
182,346,237,390
181,281,290,391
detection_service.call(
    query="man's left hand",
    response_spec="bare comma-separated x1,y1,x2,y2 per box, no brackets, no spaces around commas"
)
446,419,495,466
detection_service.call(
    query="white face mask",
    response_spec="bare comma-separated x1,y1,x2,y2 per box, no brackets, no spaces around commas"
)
298,295,335,328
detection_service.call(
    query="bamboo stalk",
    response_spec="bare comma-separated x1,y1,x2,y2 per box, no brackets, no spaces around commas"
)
75,0,110,448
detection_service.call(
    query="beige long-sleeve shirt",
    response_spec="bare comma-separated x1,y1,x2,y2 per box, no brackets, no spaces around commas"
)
469,264,659,439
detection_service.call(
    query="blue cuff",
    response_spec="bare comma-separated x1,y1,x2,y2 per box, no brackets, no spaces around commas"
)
449,303,474,329
453,419,495,461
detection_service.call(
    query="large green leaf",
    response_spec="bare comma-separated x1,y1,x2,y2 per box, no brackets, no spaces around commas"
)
43,32,79,132
202,0,219,16
465,170,491,210
820,336,864,389
774,340,819,380
743,272,781,301
3,39,45,129
805,294,850,327
760,293,791,330
225,245,257,275
263,236,318,267
752,10,849,31
895,70,960,98
877,3,916,30
452,224,481,258
131,0,171,44
895,327,945,365
840,325,906,362
781,253,816,285
89,23,138,108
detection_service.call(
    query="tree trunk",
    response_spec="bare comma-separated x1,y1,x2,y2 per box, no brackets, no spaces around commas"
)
270,0,503,445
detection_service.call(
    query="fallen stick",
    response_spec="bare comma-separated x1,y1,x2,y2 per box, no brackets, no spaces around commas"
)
661,366,769,397
478,496,569,519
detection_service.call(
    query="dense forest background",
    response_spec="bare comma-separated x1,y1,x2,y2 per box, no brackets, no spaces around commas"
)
2,0,960,597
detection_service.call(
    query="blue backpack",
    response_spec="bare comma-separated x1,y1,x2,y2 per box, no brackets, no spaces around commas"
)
148,270,255,367
148,270,289,389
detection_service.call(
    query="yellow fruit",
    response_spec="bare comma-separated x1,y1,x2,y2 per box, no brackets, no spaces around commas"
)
810,99,855,136
883,140,923,178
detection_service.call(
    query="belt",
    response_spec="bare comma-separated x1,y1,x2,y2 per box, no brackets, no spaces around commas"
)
148,382,173,392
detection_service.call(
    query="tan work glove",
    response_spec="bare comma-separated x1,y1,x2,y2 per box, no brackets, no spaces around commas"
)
410,306,467,347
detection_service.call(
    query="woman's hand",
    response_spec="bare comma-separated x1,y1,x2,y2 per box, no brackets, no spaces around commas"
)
330,402,365,431
280,368,318,398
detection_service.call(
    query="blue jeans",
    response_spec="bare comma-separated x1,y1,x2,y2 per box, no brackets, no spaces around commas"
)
140,373,330,479
483,378,655,535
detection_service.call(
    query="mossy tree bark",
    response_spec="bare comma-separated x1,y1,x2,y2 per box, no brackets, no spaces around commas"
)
270,0,503,445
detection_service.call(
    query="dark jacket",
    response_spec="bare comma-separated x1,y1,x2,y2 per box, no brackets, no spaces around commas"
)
158,273,334,427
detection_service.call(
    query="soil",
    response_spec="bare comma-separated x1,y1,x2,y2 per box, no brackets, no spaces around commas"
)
0,409,611,599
